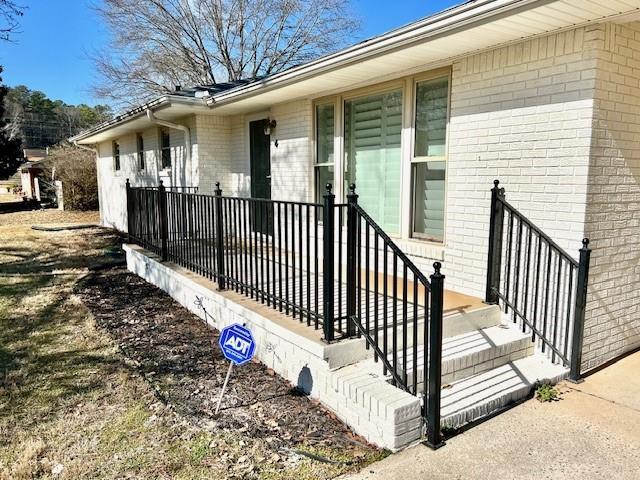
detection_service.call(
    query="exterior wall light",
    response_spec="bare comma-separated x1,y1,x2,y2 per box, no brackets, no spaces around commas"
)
264,119,277,136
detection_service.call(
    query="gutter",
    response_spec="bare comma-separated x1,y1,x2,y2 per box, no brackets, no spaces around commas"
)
146,109,193,185
205,0,544,107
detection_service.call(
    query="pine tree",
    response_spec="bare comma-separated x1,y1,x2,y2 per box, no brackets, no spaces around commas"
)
0,66,22,180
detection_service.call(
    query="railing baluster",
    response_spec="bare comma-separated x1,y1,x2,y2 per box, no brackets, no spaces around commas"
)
402,263,408,389
374,233,379,361
298,203,303,321
214,183,225,290
314,205,319,329
306,204,311,325
383,244,388,376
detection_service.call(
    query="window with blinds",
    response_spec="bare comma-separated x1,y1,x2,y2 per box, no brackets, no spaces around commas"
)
344,90,402,234
412,76,448,242
136,133,145,171
160,128,171,169
315,103,334,203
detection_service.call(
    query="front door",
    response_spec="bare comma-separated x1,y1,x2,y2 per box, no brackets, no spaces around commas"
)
249,119,272,234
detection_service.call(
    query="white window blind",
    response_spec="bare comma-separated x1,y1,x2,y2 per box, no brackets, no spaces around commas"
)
345,90,402,234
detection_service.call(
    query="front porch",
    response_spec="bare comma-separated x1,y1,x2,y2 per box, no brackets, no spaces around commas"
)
124,179,589,450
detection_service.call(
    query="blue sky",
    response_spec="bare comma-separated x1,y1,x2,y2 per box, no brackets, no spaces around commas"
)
0,0,460,106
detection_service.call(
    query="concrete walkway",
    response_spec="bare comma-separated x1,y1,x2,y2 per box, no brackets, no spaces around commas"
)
342,352,640,480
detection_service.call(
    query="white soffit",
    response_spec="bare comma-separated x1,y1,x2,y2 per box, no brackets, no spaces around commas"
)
210,0,640,114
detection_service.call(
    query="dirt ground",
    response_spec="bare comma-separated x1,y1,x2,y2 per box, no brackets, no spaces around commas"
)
0,209,384,480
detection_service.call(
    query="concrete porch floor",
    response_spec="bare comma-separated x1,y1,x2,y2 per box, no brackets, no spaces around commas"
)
340,351,640,480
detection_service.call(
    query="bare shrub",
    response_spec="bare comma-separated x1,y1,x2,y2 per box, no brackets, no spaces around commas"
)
45,142,98,211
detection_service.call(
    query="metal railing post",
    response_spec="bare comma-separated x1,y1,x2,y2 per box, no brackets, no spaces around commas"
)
425,262,445,450
214,182,226,290
486,179,505,304
346,183,359,337
569,238,591,383
322,184,336,342
158,180,168,261
125,178,132,243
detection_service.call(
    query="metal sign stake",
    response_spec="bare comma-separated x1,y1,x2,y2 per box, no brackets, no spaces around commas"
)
215,360,234,414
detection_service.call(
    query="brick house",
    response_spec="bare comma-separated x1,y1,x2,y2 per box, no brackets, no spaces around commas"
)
72,0,640,450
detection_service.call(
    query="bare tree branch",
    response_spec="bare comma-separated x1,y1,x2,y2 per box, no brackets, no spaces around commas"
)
0,0,24,42
92,0,360,107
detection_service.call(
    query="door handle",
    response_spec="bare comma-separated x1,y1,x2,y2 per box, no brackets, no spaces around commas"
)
266,175,271,179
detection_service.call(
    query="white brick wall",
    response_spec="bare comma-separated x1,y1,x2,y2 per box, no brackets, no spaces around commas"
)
269,99,314,203
195,98,313,201
96,117,196,229
582,22,640,370
443,26,601,298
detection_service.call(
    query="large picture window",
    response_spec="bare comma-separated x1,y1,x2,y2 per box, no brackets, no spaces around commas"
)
315,103,334,203
412,76,449,242
344,89,402,234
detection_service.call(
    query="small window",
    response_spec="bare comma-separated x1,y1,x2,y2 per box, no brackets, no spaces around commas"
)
315,103,335,203
137,134,145,171
160,129,171,169
112,141,120,171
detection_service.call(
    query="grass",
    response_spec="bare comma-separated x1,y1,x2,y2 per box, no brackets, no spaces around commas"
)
0,211,382,479
535,383,560,403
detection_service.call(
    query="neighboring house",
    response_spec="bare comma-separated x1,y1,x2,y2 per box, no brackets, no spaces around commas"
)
72,0,640,450
20,149,47,200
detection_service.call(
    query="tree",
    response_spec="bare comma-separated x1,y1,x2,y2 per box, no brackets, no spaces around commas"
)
3,85,113,147
93,0,360,106
0,66,22,180
0,0,24,42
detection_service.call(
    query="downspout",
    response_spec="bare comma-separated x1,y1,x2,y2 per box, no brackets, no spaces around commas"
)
146,109,193,187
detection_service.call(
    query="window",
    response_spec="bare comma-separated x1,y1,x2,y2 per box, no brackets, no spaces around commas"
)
411,76,449,242
315,103,334,203
345,89,402,234
160,129,171,169
137,134,145,171
112,141,120,171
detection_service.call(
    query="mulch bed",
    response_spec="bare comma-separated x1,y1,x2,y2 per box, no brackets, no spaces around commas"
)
75,268,378,456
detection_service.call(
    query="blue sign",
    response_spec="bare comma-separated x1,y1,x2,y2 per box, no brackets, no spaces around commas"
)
219,324,256,365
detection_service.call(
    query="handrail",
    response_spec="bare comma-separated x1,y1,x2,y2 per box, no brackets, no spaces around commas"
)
486,180,590,382
352,204,432,288
498,195,578,268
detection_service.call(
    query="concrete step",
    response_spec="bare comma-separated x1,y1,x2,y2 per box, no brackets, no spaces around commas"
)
440,354,568,429
371,303,502,351
386,322,535,391
327,303,502,370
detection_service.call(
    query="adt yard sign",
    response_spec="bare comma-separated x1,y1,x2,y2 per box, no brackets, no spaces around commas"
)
219,323,256,366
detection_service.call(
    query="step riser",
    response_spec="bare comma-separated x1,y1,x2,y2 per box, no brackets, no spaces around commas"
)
372,304,502,351
390,335,535,392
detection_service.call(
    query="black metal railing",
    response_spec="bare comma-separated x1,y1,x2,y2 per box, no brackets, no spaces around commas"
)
217,189,324,329
486,180,591,382
340,184,445,449
126,179,446,448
